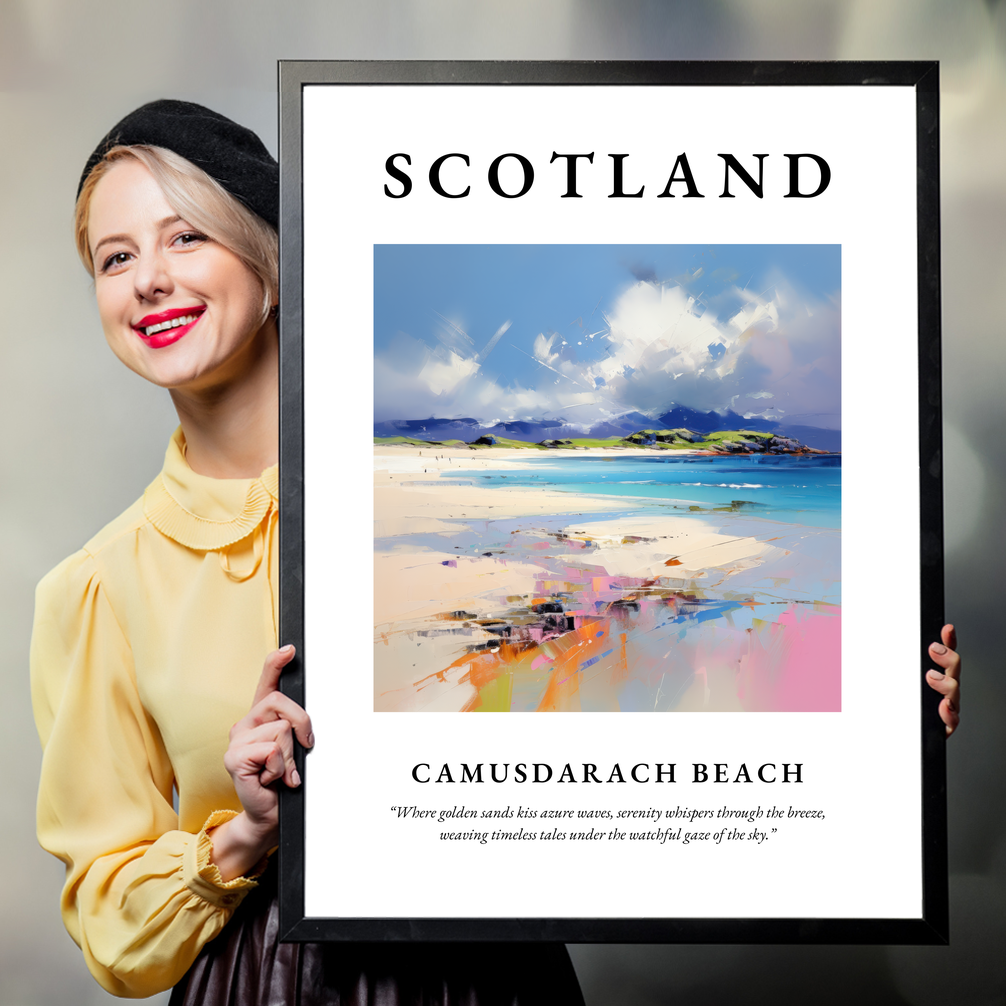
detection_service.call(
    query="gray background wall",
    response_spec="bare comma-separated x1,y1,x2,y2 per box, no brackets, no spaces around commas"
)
1,2,1003,1003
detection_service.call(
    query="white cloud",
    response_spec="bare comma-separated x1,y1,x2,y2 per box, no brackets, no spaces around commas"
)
581,277,840,428
416,350,480,396
374,272,841,430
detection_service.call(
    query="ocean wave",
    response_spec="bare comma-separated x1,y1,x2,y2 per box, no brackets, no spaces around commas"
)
680,482,768,489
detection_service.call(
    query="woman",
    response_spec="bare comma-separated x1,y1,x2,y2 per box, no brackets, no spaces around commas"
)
33,99,963,1003
31,100,586,1003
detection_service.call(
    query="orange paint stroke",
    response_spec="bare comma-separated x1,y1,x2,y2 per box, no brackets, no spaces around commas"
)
415,612,639,712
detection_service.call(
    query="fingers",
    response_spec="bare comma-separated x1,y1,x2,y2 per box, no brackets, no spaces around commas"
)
926,687,960,736
928,629,961,683
939,698,961,737
227,720,301,788
941,623,957,653
233,689,314,750
249,720,298,788
928,643,961,679
252,644,297,706
225,645,313,804
244,644,314,749
926,625,961,738
926,665,960,737
225,739,289,788
926,667,959,706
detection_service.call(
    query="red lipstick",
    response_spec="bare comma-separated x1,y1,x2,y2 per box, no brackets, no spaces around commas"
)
132,306,205,349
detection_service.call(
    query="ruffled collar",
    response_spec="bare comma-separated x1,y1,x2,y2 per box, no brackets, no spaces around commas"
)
143,428,278,551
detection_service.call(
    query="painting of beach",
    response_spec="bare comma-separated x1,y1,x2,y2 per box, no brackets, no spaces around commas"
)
374,245,841,713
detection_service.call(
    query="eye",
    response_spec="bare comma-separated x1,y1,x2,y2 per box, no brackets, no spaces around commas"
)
100,251,132,274
172,230,208,249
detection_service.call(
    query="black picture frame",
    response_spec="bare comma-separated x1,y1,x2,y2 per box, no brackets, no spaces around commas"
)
277,60,945,944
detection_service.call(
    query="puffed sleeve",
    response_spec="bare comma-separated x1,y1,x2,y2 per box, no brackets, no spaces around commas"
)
31,549,262,998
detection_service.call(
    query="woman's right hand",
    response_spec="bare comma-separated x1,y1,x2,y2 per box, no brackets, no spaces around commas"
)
209,645,314,881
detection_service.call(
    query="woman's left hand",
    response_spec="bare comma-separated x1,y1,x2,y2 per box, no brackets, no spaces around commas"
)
926,624,961,737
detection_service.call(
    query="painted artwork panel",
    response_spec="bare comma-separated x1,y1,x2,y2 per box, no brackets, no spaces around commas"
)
374,244,841,713
298,73,934,933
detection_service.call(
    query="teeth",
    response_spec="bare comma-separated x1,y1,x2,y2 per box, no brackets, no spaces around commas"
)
143,313,199,337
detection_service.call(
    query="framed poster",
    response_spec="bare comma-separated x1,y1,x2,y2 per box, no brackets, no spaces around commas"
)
277,61,946,943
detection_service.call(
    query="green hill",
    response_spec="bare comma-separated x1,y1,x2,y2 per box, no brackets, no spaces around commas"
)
374,429,830,454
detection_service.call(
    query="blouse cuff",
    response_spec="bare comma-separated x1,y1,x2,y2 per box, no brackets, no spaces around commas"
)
183,810,269,909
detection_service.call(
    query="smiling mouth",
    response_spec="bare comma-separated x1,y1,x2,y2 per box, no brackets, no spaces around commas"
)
142,313,199,337
135,307,206,338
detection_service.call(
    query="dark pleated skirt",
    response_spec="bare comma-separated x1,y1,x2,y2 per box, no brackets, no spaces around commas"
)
169,869,585,1006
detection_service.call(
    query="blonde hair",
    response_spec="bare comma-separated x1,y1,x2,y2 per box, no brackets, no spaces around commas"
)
75,145,278,323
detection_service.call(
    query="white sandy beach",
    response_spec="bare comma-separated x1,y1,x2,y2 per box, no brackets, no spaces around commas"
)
374,443,701,473
374,446,773,625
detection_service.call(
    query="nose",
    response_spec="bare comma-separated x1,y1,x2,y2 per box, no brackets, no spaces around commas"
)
133,247,173,303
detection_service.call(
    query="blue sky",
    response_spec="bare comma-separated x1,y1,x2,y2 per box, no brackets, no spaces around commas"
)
374,245,841,430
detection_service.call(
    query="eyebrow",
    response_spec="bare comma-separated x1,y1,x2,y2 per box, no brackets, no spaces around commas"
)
91,215,185,258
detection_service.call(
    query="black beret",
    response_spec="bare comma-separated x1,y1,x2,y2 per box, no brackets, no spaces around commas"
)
78,99,278,228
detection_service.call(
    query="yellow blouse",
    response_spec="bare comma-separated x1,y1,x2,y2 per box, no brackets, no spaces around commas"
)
31,428,279,998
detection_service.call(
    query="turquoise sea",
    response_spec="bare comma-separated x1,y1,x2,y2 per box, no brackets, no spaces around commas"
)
434,453,841,529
